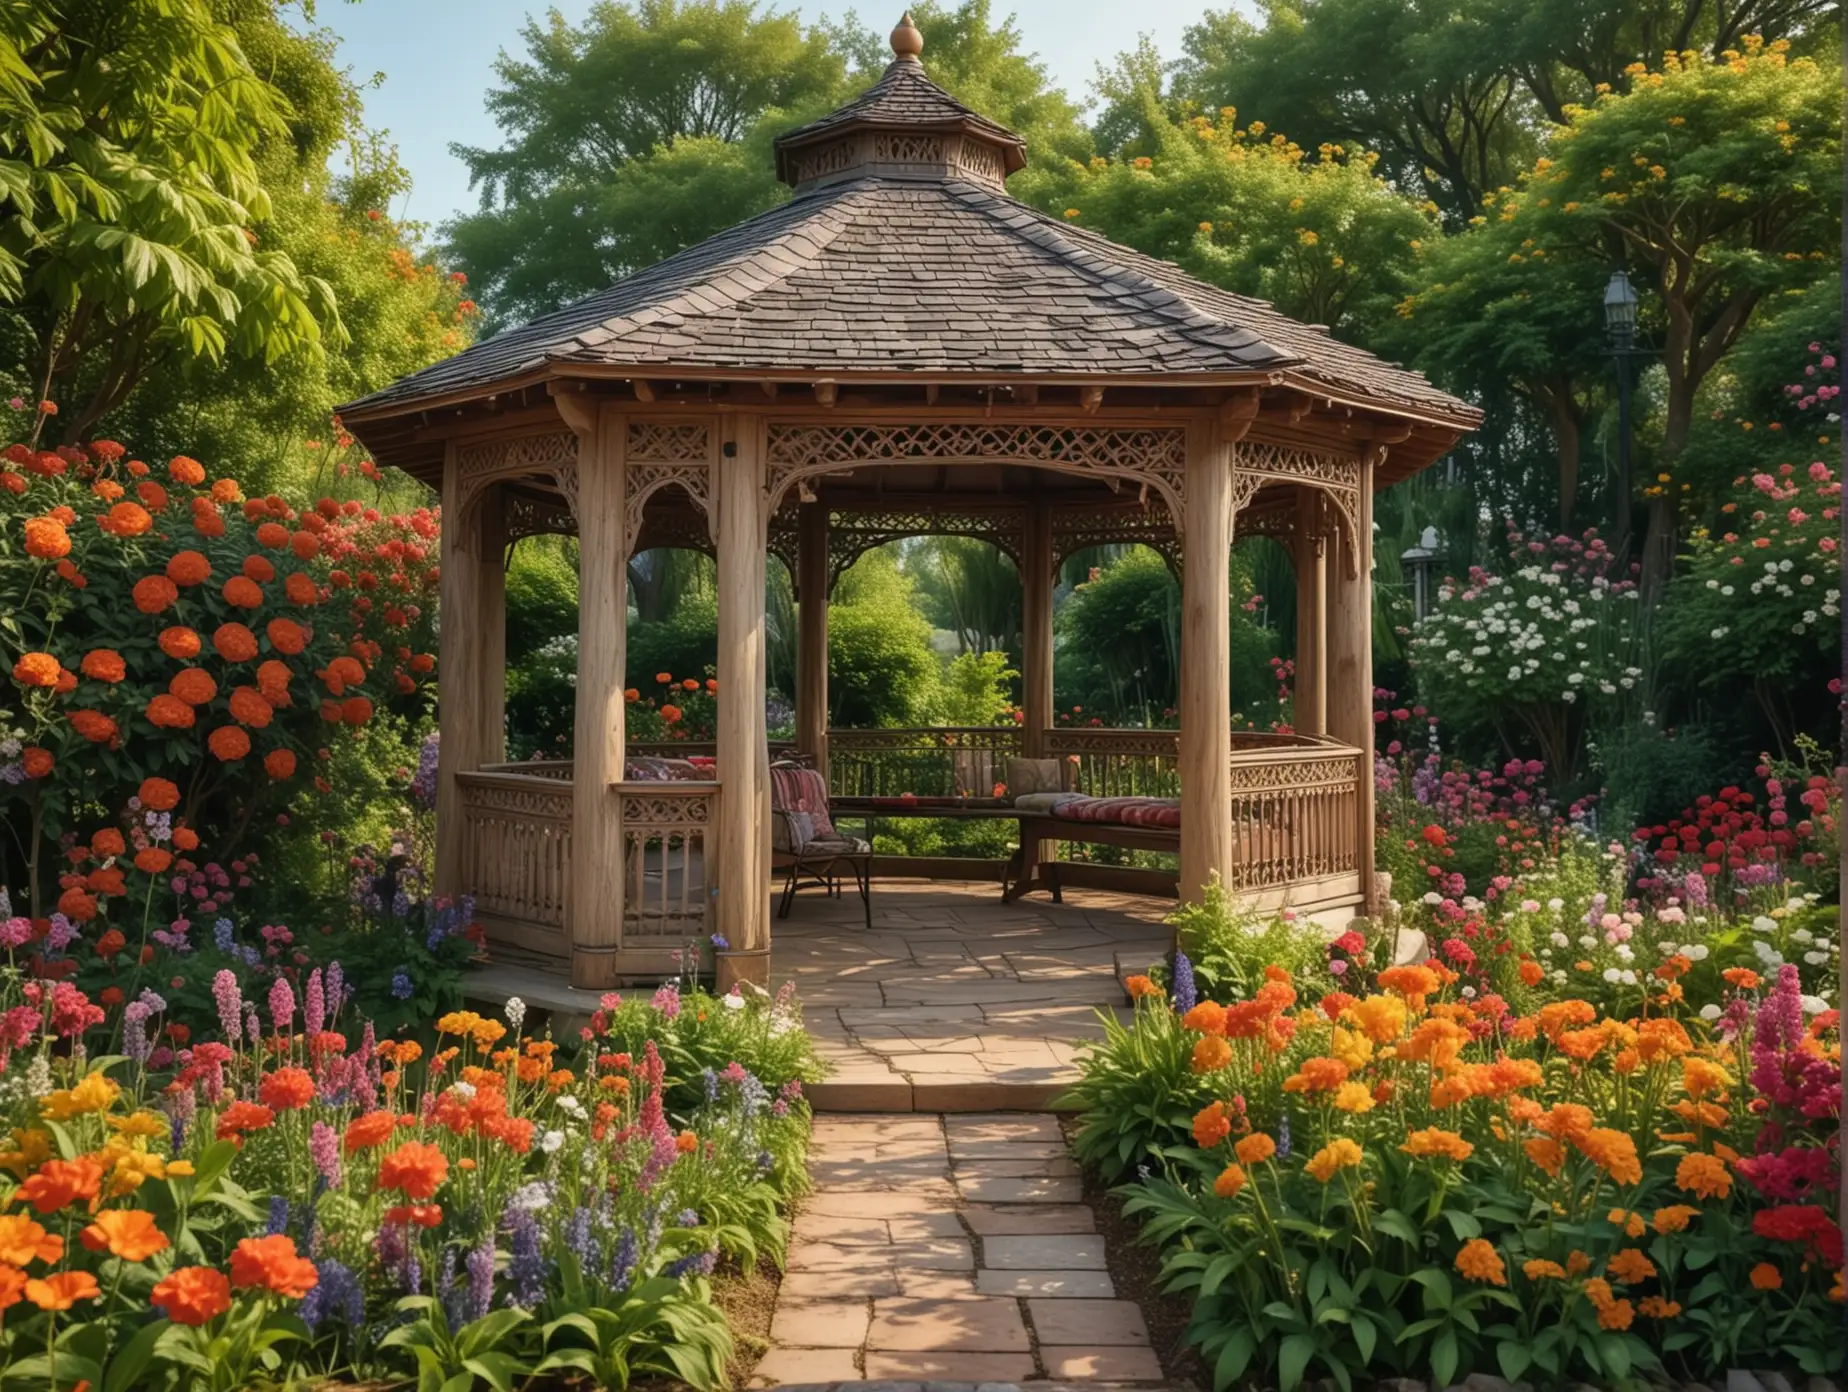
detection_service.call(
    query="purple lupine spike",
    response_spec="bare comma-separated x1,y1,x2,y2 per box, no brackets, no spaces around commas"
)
305,969,325,1037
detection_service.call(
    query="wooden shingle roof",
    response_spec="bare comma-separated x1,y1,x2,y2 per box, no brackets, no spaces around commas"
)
342,14,1476,435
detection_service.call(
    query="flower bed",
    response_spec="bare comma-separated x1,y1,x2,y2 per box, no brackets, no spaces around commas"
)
0,966,820,1389
1066,886,1841,1389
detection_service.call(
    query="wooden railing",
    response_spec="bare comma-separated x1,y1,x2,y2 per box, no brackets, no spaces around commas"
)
616,782,716,942
479,760,573,781
1046,728,1179,798
455,772,574,932
827,726,1023,798
1225,741,1362,894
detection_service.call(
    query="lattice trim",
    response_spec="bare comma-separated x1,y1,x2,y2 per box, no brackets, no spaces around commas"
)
827,504,1026,590
625,422,714,556
765,424,1187,517
454,432,579,528
1229,442,1362,575
636,504,718,560
505,492,578,544
1050,498,1182,577
1228,755,1361,793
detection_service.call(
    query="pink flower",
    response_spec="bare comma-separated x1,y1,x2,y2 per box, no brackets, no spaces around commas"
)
268,978,296,1035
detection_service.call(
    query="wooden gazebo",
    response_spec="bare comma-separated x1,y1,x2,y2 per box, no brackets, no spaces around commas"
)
341,14,1480,991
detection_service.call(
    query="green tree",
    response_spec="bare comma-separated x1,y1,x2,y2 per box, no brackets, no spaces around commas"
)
1018,93,1435,347
911,536,1022,657
0,0,346,441
828,549,939,727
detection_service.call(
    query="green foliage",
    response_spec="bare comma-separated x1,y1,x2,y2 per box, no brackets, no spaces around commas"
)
938,650,1018,726
827,550,939,727
587,984,826,1115
1019,89,1436,345
627,595,719,695
1055,548,1180,722
910,535,1021,657
1169,880,1330,1002
1060,997,1215,1185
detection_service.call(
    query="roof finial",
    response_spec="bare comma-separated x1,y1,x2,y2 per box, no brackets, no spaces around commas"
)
890,11,923,63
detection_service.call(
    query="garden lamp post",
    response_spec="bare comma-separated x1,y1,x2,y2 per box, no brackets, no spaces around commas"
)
1604,269,1640,560
1400,526,1439,622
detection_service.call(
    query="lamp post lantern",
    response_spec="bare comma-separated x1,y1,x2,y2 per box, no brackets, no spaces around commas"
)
1400,525,1439,623
1604,269,1640,560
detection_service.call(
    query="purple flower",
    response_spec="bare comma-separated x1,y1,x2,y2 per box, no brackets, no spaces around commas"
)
1169,949,1196,1013
212,970,242,1046
306,969,325,1037
504,1206,548,1308
266,1196,290,1237
309,1121,342,1186
607,1227,637,1292
44,914,76,954
466,1240,495,1324
301,1258,362,1332
664,1248,716,1279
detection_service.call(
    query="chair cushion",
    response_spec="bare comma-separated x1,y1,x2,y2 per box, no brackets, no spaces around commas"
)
770,764,837,839
1051,796,1181,830
802,836,870,856
1014,791,1085,814
1004,756,1063,799
772,810,815,853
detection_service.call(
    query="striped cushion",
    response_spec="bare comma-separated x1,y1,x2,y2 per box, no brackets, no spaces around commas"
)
770,765,837,842
1051,796,1181,830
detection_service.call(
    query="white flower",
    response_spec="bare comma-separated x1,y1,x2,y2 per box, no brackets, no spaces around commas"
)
1602,967,1622,983
1791,928,1814,945
541,1129,566,1153
452,1080,477,1100
1578,934,1598,950
1803,950,1829,965
555,1094,585,1117
1680,944,1709,962
1800,995,1828,1015
1547,898,1564,911
1550,931,1571,948
1698,1003,1722,1021
1752,916,1777,934
723,990,746,1011
1423,892,1443,905
1615,944,1634,963
1620,970,1637,986
505,996,526,1036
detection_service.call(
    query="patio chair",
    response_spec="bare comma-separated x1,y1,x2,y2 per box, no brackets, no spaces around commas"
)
770,763,873,929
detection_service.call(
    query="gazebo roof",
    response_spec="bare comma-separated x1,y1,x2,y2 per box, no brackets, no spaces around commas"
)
342,14,1478,461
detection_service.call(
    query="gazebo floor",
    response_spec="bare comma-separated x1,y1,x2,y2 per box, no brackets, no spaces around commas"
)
464,881,1173,1113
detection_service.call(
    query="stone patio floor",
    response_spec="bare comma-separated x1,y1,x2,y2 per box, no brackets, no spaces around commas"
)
771,882,1173,1112
753,1111,1169,1388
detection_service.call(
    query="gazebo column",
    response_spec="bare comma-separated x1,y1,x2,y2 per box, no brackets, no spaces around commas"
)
1326,454,1378,913
1178,420,1236,903
716,414,771,988
1021,502,1053,759
480,496,508,764
568,408,628,988
1292,489,1326,736
434,449,499,902
796,499,830,779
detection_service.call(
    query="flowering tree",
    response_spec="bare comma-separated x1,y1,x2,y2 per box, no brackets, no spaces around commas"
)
1408,529,1645,781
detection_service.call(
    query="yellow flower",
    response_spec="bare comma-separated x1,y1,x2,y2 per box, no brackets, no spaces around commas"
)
1297,228,1319,246
0,1128,53,1180
41,1072,120,1120
1455,1238,1506,1286
1332,1082,1375,1114
1329,1026,1373,1070
107,1111,170,1139
1346,994,1406,1044
1303,1138,1362,1183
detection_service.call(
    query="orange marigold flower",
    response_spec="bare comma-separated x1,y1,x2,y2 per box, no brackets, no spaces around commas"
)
1524,1137,1566,1177
1182,1000,1227,1035
1234,1133,1275,1165
152,1266,230,1325
1518,958,1544,986
25,1270,99,1310
158,626,202,659
675,1130,698,1153
1721,967,1761,990
264,749,297,779
21,746,51,777
1213,1162,1247,1199
138,777,180,810
14,1156,104,1213
173,827,198,850
340,696,373,725
137,480,168,510
266,618,306,655
1124,974,1159,1000
146,693,196,729
169,455,206,485
1574,1128,1642,1186
0,1215,63,1266
79,649,125,683
1192,1101,1232,1149
99,501,152,536
290,530,319,560
213,623,259,662
1523,1259,1566,1280
1638,1296,1680,1319
228,686,274,728
242,554,275,584
23,516,70,558
1455,1238,1506,1286
68,709,117,744
284,572,319,605
222,576,264,608
257,1066,316,1112
1191,1035,1233,1073
91,827,125,858
1377,964,1439,1004
230,1234,318,1298
1607,1208,1646,1239
1749,1262,1782,1291
1303,1138,1363,1183
1281,1056,1349,1094
134,848,173,874
169,668,218,706
1681,1056,1732,1100
11,652,60,687
1402,1128,1473,1162
1636,1017,1692,1063
1607,1248,1656,1283
343,1110,397,1153
377,1141,448,1199
1596,1297,1635,1331
216,1101,275,1143
208,725,251,761
210,478,241,503
166,550,212,587
1652,1204,1699,1234
1535,1102,1594,1143
1674,1152,1731,1200
132,574,179,613
1536,998,1597,1043
80,1209,169,1261
255,521,290,549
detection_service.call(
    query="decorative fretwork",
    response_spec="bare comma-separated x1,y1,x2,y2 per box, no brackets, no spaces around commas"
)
625,422,713,555
765,424,1187,517
786,138,860,186
618,783,715,941
635,504,719,561
1050,498,1182,576
1224,744,1363,890
455,432,579,529
1229,442,1362,575
872,132,945,164
455,772,574,932
826,503,1025,590
767,504,802,585
504,492,578,544
953,137,1004,186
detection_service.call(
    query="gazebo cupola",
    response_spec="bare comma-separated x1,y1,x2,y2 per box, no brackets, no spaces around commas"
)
773,14,1026,193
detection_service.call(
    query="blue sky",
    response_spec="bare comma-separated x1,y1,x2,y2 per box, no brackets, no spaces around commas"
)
308,1,1207,232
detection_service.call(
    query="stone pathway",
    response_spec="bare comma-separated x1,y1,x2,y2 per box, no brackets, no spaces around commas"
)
772,883,1172,1112
753,1112,1168,1388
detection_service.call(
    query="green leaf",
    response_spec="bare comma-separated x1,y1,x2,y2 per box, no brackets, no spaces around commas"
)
1374,1207,1420,1243
1431,1328,1459,1388
1351,1312,1377,1364
1212,1327,1255,1391
1278,1332,1315,1392
1441,1209,1482,1240
1598,1333,1631,1379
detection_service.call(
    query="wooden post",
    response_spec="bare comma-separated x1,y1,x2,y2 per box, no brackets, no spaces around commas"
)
1021,501,1054,760
1178,416,1236,903
567,404,629,988
716,413,771,989
480,493,508,765
796,499,830,781
434,442,485,904
1326,452,1378,914
1292,488,1327,737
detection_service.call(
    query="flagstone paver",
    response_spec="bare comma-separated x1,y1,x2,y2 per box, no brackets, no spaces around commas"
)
753,1113,1170,1389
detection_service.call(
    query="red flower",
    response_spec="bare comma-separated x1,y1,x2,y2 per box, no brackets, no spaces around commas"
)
257,1066,316,1112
